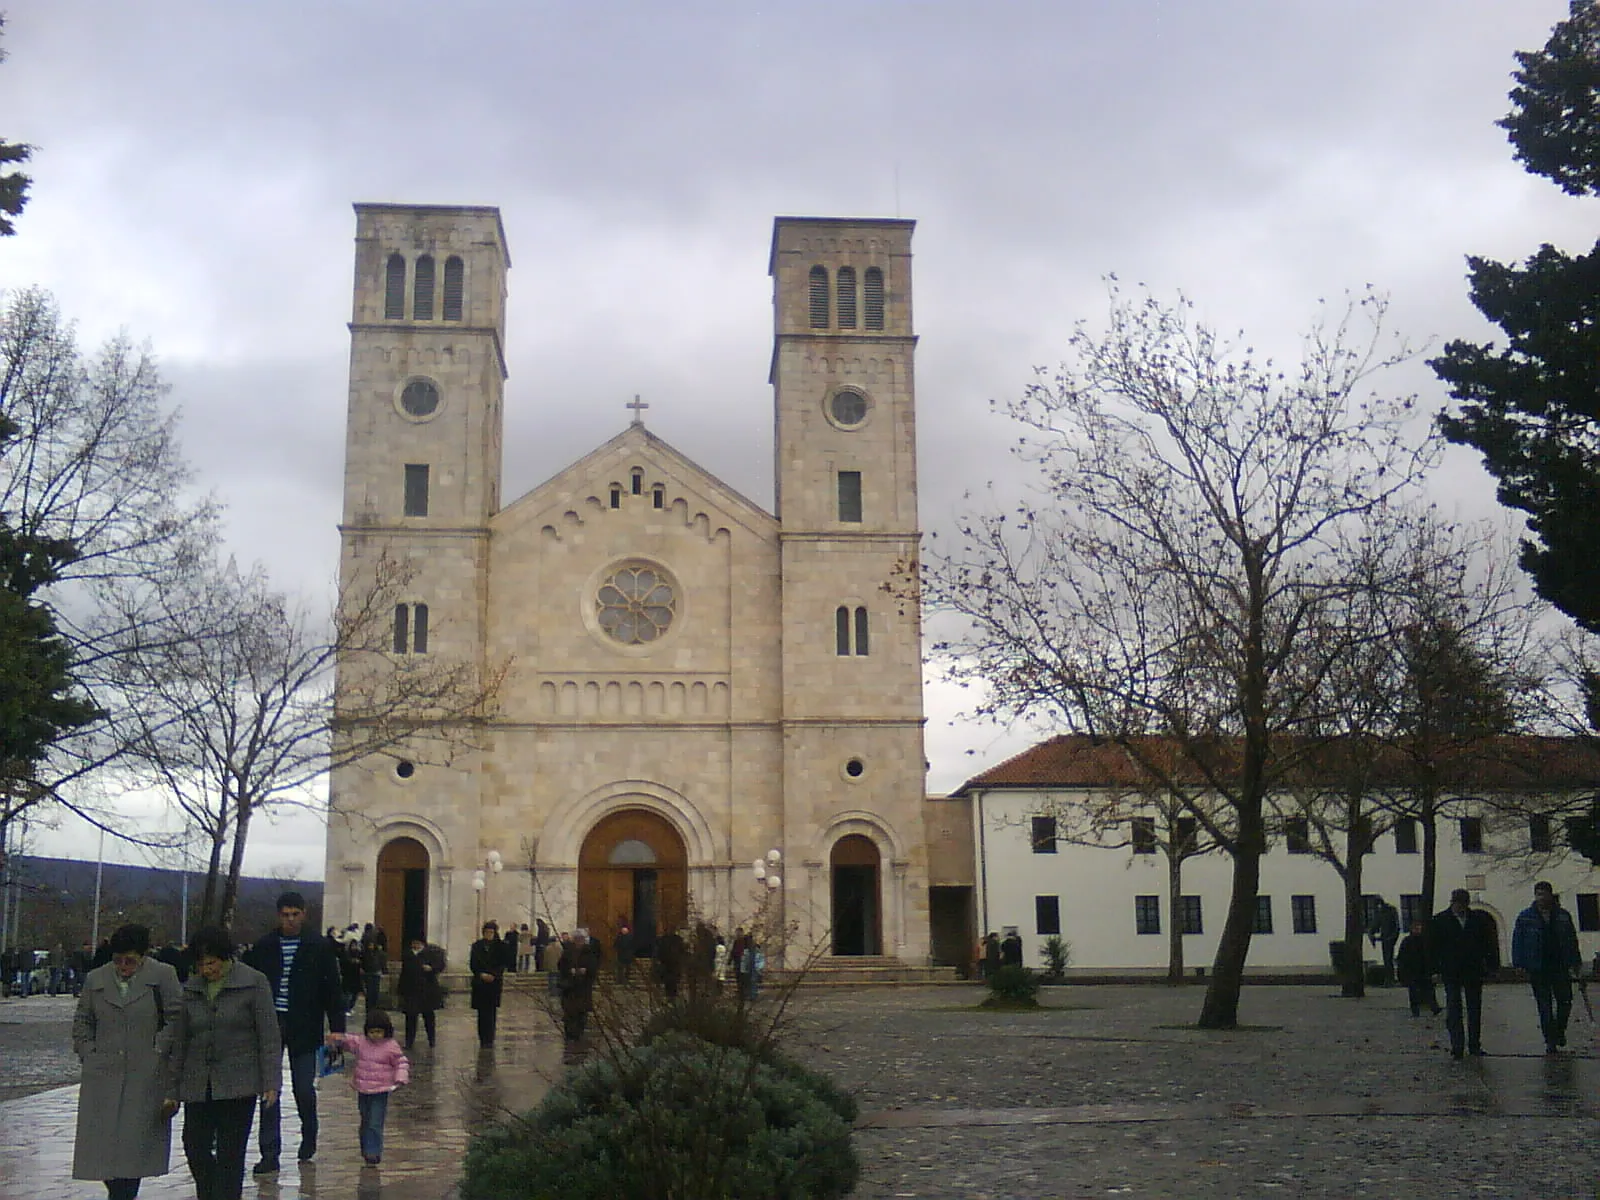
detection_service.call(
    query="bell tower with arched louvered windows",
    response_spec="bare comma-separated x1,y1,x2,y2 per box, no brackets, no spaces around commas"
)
769,216,929,960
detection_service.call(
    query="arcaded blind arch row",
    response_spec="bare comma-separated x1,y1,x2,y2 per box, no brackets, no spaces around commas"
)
808,263,885,331
384,251,466,321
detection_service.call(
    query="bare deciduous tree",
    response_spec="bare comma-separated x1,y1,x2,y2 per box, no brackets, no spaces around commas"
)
922,284,1438,1028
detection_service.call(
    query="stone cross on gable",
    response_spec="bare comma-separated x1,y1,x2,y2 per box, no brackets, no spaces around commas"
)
626,394,649,424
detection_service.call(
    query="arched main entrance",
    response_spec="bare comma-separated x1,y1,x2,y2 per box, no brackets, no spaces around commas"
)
375,836,429,945
831,834,882,956
578,808,687,956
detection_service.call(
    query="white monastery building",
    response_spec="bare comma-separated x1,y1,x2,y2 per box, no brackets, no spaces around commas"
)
957,735,1600,977
325,205,942,965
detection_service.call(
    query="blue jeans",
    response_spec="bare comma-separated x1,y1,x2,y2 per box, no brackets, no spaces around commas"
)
358,1091,389,1161
258,1025,319,1164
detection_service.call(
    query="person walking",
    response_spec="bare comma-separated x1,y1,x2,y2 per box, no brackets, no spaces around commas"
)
1394,919,1442,1017
1427,888,1500,1059
326,1009,410,1166
242,891,347,1174
396,937,446,1050
359,925,387,1012
71,923,184,1200
558,928,600,1044
166,927,280,1200
1001,930,1023,968
613,920,635,984
469,921,507,1047
1511,880,1583,1054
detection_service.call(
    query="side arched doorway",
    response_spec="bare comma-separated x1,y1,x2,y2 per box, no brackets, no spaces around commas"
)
578,809,687,956
831,834,882,956
375,836,429,945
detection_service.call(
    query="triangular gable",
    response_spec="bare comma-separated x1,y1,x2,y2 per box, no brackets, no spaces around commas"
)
493,424,777,541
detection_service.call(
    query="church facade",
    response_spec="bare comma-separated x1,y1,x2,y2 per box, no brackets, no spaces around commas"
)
324,204,932,965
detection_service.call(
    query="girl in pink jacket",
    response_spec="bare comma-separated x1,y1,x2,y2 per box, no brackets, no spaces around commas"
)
327,1009,410,1165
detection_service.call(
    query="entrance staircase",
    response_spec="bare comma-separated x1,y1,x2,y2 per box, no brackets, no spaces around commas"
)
771,956,962,988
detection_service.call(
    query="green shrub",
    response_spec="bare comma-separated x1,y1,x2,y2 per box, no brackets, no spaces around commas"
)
1039,935,1071,982
983,964,1040,1007
460,1033,858,1200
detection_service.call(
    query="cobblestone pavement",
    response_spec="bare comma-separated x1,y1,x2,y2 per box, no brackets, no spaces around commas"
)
5,980,1600,1198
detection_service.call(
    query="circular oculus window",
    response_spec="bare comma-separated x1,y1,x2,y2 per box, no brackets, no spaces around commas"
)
400,378,441,418
595,563,678,645
829,388,869,428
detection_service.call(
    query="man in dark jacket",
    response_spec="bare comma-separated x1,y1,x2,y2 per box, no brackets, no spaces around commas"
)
1395,919,1441,1017
469,921,507,1047
558,928,601,1045
1427,888,1500,1059
243,891,346,1174
1511,881,1583,1054
1366,899,1401,986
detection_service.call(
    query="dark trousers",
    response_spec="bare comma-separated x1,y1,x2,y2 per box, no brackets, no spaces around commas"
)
1444,980,1484,1053
1405,980,1440,1016
183,1094,256,1200
363,971,383,1011
404,1009,437,1047
357,1091,389,1160
259,1018,319,1164
475,1004,498,1046
1380,938,1397,985
105,1180,140,1200
1529,972,1574,1049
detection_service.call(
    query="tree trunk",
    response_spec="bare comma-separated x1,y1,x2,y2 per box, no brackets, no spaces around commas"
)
1167,851,1185,984
1420,792,1439,919
219,798,252,932
198,830,226,928
1198,845,1260,1028
1341,851,1366,999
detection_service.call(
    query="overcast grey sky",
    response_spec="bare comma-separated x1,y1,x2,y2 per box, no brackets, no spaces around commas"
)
2,1,1586,880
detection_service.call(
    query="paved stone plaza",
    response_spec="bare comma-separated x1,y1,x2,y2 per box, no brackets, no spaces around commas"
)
4,981,1599,1198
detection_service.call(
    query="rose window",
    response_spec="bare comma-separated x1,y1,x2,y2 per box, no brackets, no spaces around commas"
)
596,563,676,644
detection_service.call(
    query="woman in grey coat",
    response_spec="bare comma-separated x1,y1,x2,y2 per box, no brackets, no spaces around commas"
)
165,926,280,1200
71,924,184,1200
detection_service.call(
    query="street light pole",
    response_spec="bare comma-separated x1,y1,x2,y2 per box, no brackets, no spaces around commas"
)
90,829,105,948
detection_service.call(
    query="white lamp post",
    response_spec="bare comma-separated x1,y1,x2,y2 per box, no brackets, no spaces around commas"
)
474,850,504,927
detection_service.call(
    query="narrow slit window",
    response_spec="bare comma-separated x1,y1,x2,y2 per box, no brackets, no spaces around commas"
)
411,603,429,653
836,606,851,656
854,606,869,656
384,254,406,320
864,267,884,329
836,266,857,329
442,256,464,321
809,265,829,328
837,470,862,523
631,468,643,496
403,464,430,517
413,255,435,320
652,485,664,509
392,604,409,653
610,486,621,509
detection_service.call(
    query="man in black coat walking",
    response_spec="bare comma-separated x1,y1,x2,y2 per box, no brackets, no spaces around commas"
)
1427,888,1500,1059
243,892,346,1173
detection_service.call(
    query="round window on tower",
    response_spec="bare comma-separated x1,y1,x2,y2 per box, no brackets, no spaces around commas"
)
827,387,870,430
397,377,441,420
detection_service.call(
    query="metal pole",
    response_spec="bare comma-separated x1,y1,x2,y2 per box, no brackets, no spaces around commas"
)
90,829,105,947
180,867,189,945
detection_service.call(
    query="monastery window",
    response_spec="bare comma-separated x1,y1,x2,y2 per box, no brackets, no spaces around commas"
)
1530,814,1553,853
403,464,430,517
1361,894,1382,930
1131,817,1156,854
1175,816,1198,854
835,605,870,656
1400,894,1423,928
384,253,406,319
400,378,440,418
1459,816,1484,854
1035,895,1060,937
1030,816,1057,854
442,256,464,321
1134,895,1160,935
609,839,657,865
595,562,676,645
864,267,884,330
836,266,857,329
652,485,664,509
808,265,829,328
1393,817,1418,854
393,603,429,654
855,606,869,656
837,470,862,523
1577,893,1600,933
413,254,436,320
610,485,622,509
631,468,643,496
1291,894,1317,934
1254,895,1274,934
1284,816,1311,855
1179,895,1203,935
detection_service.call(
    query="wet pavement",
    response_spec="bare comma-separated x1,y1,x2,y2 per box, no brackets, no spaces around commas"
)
5,980,1600,1198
